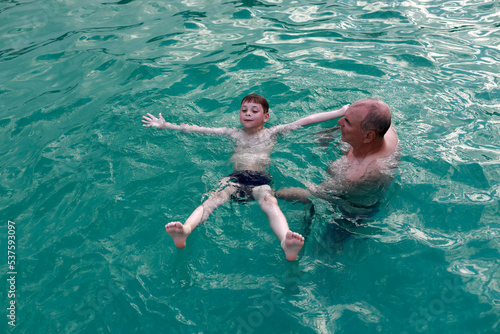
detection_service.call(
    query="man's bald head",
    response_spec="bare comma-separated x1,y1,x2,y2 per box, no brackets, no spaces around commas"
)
353,99,391,138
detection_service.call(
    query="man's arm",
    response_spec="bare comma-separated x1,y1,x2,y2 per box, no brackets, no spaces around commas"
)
275,187,313,204
142,113,231,135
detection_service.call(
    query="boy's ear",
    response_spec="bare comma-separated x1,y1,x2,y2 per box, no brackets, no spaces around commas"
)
264,112,270,122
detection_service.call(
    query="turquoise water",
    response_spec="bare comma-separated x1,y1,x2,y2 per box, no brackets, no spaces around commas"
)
1,0,499,333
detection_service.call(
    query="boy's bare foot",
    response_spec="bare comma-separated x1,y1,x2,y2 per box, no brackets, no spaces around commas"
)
165,222,190,249
281,231,304,261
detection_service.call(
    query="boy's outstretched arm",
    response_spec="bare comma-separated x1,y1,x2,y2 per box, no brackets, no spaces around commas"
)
142,113,231,135
289,104,350,128
142,113,179,129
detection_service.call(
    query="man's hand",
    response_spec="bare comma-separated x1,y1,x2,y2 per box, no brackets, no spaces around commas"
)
142,113,167,128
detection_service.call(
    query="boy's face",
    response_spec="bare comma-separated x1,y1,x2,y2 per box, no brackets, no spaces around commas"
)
239,101,269,130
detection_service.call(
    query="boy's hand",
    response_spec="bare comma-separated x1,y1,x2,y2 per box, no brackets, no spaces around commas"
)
142,113,167,128
339,104,350,116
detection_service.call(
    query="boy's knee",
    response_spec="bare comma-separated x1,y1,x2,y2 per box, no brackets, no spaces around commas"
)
258,193,278,207
266,194,278,205
252,185,271,199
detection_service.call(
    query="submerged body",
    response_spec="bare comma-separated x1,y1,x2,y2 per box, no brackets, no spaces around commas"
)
314,140,401,219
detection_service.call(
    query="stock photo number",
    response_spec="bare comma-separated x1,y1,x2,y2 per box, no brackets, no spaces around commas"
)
7,220,17,327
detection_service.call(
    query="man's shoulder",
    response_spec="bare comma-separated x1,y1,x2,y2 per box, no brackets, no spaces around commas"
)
365,132,400,173
375,127,399,159
369,141,400,173
385,127,399,151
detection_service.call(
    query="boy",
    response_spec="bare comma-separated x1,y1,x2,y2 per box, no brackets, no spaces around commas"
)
142,94,348,261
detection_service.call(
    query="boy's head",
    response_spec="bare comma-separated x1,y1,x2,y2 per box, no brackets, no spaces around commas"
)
239,94,270,130
241,94,269,114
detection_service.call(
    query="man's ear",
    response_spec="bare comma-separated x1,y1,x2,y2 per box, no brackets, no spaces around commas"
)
363,130,375,143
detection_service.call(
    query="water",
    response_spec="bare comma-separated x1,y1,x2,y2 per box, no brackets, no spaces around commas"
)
1,0,499,333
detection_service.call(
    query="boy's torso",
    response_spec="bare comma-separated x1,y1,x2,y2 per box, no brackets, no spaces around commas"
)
229,128,278,172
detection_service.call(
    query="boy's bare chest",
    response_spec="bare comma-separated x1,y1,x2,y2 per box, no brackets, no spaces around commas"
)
234,131,275,151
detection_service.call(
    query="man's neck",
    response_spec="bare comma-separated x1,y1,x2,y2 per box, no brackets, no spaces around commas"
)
350,139,385,161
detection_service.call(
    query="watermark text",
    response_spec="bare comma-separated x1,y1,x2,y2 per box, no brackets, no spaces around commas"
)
7,220,17,327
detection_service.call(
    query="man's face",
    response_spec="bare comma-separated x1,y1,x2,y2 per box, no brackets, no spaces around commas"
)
337,103,369,146
239,101,269,130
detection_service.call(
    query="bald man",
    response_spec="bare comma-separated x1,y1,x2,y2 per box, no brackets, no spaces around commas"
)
277,98,400,220
336,98,399,181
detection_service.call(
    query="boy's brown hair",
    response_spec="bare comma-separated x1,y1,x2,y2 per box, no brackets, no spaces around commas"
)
241,94,269,114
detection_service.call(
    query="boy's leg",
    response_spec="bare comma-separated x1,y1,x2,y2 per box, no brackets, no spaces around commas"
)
252,185,304,261
166,180,236,249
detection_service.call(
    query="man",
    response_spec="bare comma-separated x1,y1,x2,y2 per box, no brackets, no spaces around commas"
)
276,98,400,221
336,98,399,182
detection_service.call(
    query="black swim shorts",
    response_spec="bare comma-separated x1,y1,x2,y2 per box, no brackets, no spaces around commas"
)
228,170,272,202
